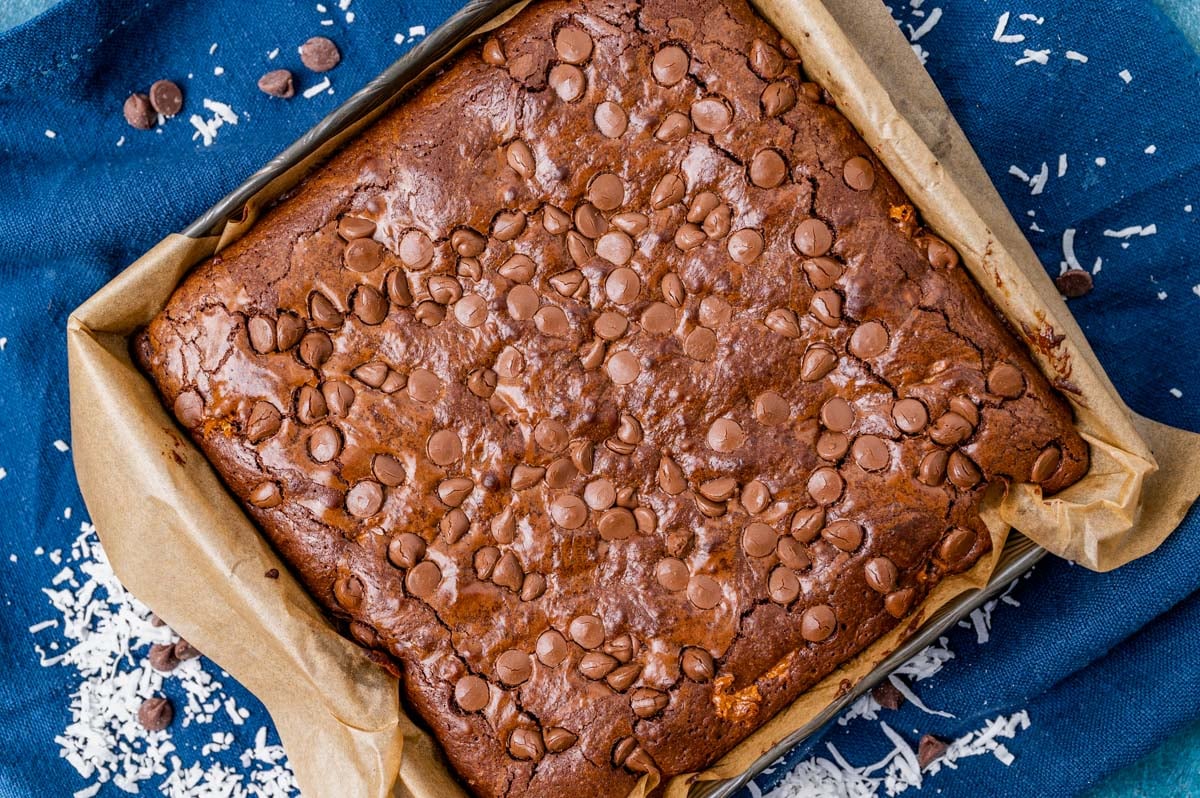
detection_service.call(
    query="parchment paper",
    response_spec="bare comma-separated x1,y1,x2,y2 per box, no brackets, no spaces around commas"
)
66,0,1200,796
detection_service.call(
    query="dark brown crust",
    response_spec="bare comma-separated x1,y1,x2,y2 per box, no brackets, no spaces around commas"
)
134,1,1088,795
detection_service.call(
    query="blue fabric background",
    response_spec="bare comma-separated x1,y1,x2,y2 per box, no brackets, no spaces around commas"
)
0,0,1196,796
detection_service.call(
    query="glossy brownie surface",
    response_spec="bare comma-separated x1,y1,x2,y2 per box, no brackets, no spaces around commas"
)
136,0,1089,794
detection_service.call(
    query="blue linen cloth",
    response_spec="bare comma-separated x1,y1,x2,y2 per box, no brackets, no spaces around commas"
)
0,0,1196,796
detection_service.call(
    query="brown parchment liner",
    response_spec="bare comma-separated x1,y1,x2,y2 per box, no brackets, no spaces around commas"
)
66,0,1200,796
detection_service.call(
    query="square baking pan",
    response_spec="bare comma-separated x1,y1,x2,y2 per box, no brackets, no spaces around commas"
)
67,0,1111,794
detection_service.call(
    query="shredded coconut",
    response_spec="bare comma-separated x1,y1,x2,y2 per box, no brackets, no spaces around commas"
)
303,78,332,99
32,521,299,796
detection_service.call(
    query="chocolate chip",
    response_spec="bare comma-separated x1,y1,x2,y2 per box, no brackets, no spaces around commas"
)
1031,445,1062,483
750,149,787,188
740,481,770,514
454,675,489,712
801,343,837,381
586,173,624,213
822,519,863,552
633,507,658,534
550,494,587,529
318,381,353,417
918,734,949,769
405,560,442,598
148,642,179,672
892,398,929,434
308,290,344,329
511,464,545,491
988,362,1025,398
606,350,641,385
938,527,976,564
728,229,764,264
333,575,364,611
536,629,569,667
851,435,890,472
655,558,689,592
655,111,692,141
749,38,785,79
705,206,731,238
149,80,183,117
599,507,636,541
245,401,282,443
687,575,722,609
793,219,832,256
886,587,916,618
249,481,282,508
436,475,472,506
918,449,949,486
631,688,669,718
436,512,472,545
768,566,800,604
707,418,745,452
698,477,736,502
308,425,342,463
597,231,634,265
801,605,837,642
742,523,778,558
1055,268,1094,298
505,139,536,179
820,397,854,432
807,467,844,505
810,290,843,327
803,257,844,290
651,172,687,210
776,537,810,570
264,568,279,579
387,533,425,569
681,647,714,682
595,101,628,138
426,430,463,467
864,556,898,593
555,27,593,64
492,210,527,241
761,81,796,117
544,727,578,753
351,285,388,325
691,97,732,133
843,156,875,191
493,551,524,591
925,236,959,269
386,270,413,307
580,651,619,679
123,93,155,130
816,431,849,461
947,451,981,490
872,681,905,711
137,697,174,731
791,506,826,542
661,273,686,307
346,481,384,518
520,573,547,601
258,69,295,98
850,321,889,359
549,63,586,101
930,412,973,446
605,662,641,692
652,45,689,86
657,455,686,495
482,37,505,65
299,36,340,72
674,223,706,251
453,294,488,328
352,361,390,389
508,727,545,761
173,390,205,427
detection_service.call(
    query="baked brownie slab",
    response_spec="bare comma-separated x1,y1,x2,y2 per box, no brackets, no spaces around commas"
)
136,0,1088,795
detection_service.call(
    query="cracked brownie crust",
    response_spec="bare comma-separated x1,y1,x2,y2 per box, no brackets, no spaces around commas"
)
135,0,1089,795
